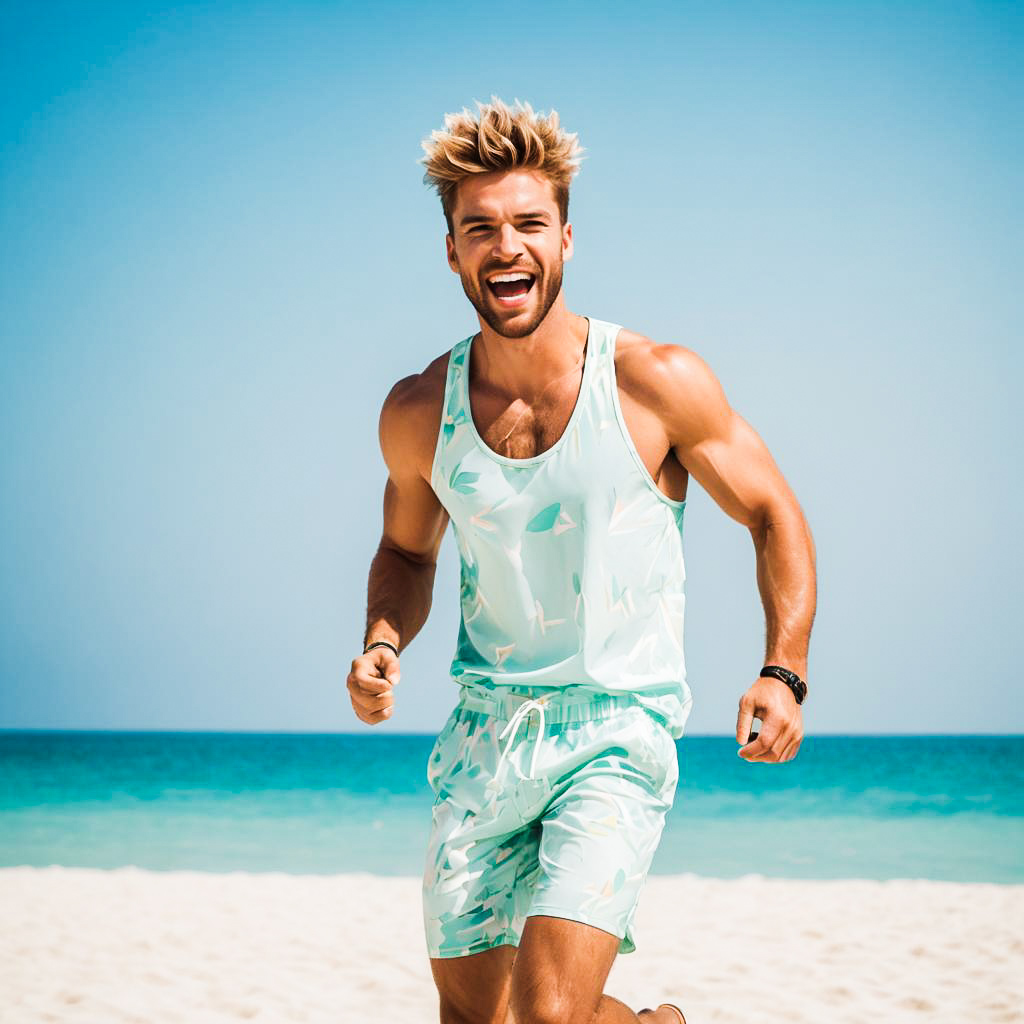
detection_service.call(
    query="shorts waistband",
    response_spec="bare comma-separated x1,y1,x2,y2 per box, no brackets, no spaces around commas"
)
456,688,641,725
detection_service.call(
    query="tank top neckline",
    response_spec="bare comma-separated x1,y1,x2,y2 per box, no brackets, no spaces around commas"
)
461,315,597,468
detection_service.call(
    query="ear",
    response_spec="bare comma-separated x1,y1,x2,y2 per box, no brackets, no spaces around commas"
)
562,221,574,263
446,233,459,273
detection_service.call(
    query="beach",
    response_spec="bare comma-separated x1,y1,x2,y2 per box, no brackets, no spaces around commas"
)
2,867,1021,1023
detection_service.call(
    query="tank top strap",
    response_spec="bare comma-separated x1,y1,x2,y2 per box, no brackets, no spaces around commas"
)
432,334,473,484
582,318,625,443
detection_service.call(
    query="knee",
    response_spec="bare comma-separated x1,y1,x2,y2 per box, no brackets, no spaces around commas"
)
508,991,582,1024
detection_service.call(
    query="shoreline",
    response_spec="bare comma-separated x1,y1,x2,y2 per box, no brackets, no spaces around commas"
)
2,868,1021,1022
4,863,1023,885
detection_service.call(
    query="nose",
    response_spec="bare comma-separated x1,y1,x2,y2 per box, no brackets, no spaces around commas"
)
493,222,523,259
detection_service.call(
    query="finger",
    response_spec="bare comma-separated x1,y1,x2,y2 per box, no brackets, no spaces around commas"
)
736,696,755,746
346,676,392,714
355,650,401,688
775,722,804,763
355,691,394,714
780,733,803,762
348,664,394,697
763,726,793,763
359,648,401,683
737,718,763,758
741,718,782,761
349,683,394,715
352,694,395,724
378,650,401,687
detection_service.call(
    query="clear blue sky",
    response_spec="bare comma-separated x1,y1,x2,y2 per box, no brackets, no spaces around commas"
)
0,1,1020,734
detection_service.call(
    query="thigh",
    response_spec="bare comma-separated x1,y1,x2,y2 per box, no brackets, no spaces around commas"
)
423,706,545,960
423,800,542,958
430,943,518,1024
528,706,679,955
511,914,621,1024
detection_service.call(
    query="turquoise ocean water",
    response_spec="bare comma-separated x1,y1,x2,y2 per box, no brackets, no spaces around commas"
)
1,732,1020,882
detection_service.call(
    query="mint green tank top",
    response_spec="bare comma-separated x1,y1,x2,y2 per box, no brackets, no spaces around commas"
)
430,316,694,739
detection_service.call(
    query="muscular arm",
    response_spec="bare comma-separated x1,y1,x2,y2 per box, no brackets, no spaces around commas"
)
362,374,450,656
652,344,817,680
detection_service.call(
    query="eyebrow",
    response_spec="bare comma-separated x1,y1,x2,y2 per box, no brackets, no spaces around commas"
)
459,211,552,227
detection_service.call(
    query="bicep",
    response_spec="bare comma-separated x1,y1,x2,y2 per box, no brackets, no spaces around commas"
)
662,347,794,531
378,379,450,564
678,410,792,530
380,470,449,565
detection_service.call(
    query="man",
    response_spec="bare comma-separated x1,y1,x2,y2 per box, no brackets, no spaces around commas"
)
347,97,816,1024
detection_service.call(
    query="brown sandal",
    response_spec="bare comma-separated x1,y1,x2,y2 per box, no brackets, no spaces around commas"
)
657,1003,687,1024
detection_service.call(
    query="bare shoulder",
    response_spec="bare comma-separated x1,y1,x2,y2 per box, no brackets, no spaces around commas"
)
615,328,725,409
378,347,452,481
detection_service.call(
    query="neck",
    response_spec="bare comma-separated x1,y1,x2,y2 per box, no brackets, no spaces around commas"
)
472,300,588,402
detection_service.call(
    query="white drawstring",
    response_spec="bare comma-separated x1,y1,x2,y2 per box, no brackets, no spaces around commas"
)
494,696,549,781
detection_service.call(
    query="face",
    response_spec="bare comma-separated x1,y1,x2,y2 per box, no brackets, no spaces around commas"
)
445,169,573,339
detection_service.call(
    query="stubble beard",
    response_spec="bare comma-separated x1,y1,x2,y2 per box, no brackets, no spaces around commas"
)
460,258,565,340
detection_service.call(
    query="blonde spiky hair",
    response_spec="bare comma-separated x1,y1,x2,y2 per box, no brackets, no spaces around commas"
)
419,96,585,233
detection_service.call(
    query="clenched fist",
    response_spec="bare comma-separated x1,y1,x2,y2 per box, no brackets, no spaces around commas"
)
347,647,401,725
735,675,803,762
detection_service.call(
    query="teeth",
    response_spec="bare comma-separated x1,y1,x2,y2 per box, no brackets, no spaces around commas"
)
489,272,532,283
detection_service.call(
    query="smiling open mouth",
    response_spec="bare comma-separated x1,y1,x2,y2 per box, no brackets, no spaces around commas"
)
487,272,536,304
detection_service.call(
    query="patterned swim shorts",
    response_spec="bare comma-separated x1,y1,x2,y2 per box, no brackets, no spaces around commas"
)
422,687,680,959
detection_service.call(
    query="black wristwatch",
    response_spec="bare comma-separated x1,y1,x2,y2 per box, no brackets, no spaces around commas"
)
760,664,807,705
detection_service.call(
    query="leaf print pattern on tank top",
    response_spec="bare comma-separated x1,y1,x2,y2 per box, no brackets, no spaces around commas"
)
430,316,693,739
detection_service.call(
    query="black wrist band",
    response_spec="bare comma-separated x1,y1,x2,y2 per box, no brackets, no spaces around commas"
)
760,664,807,705
364,640,399,657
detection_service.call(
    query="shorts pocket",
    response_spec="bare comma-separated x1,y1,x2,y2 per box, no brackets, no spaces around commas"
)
635,708,679,799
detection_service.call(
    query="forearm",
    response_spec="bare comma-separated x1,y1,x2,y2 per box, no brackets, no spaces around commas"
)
751,502,817,678
363,544,437,655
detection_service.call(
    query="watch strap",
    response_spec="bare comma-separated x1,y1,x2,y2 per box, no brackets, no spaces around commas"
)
760,664,807,705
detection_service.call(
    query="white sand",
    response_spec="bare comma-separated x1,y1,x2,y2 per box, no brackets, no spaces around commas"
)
1,867,1021,1023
